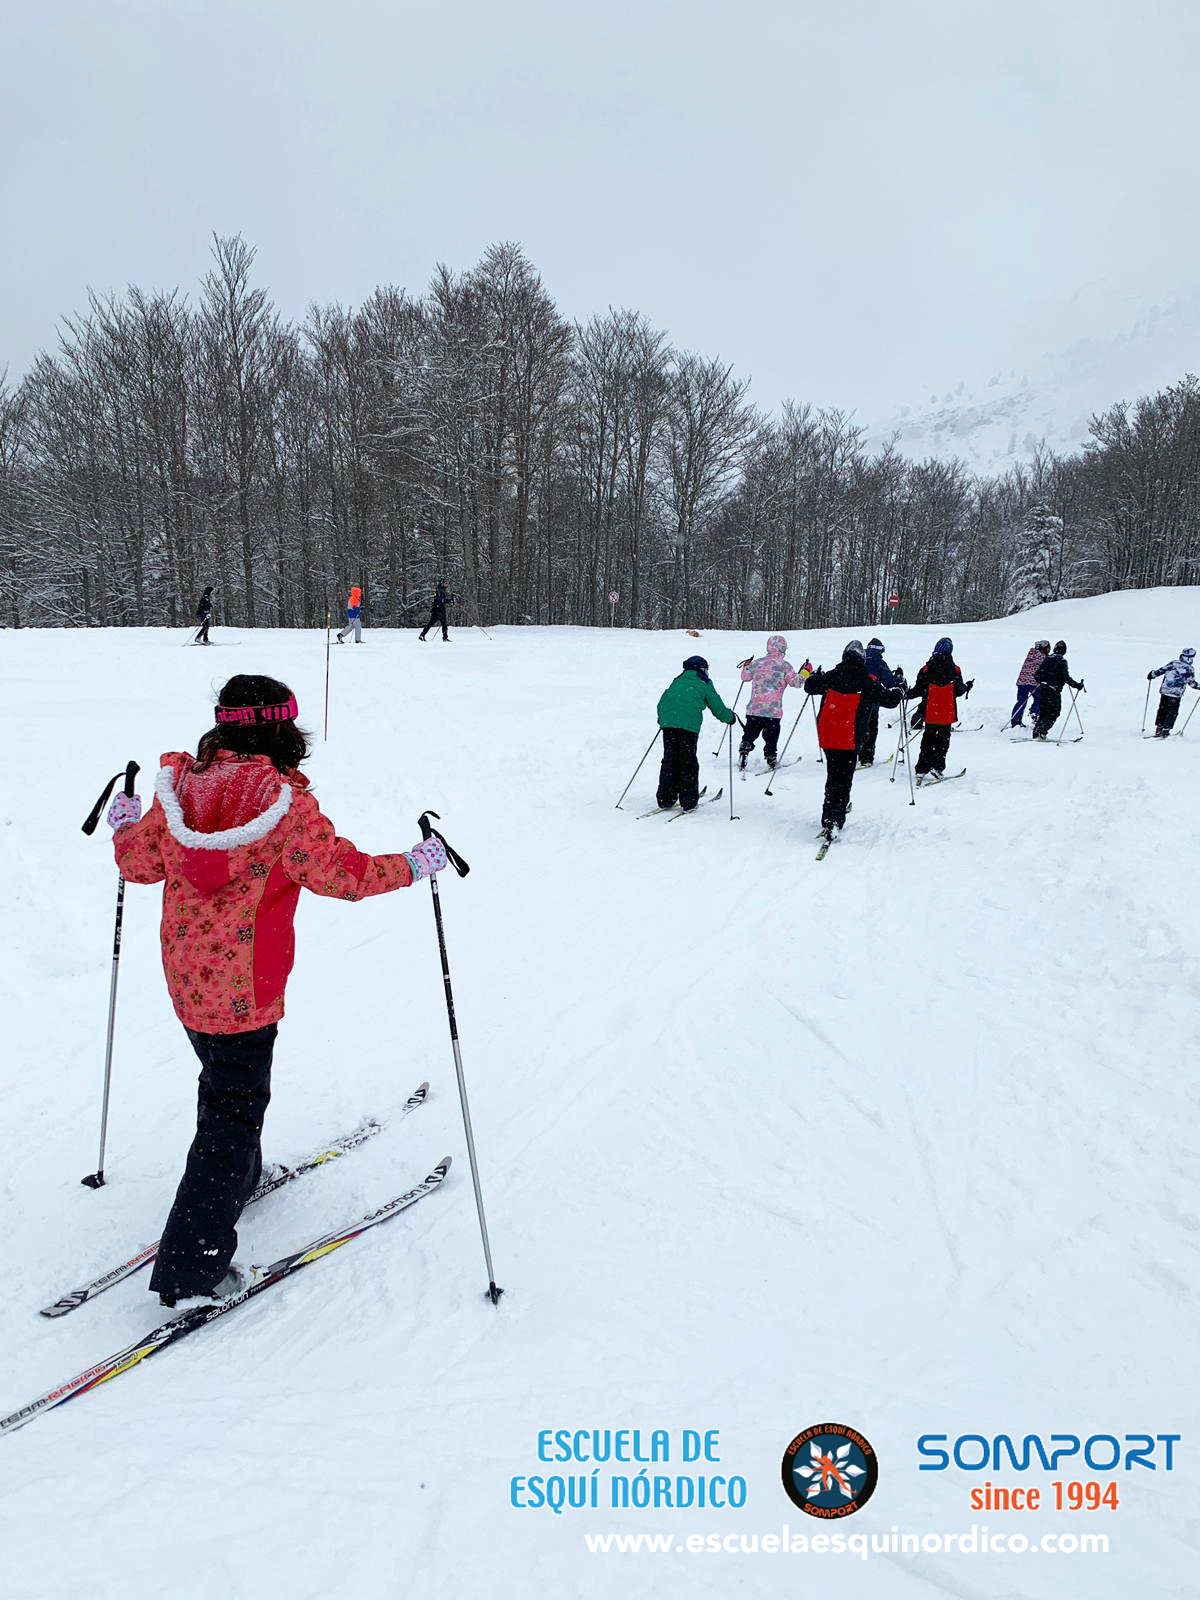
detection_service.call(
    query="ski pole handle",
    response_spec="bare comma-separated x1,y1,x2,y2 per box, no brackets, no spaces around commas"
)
82,761,140,836
418,810,470,878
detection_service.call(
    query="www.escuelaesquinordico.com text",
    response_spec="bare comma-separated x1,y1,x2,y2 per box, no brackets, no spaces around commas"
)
583,1527,1109,1558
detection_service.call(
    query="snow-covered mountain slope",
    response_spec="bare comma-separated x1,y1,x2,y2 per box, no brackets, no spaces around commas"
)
865,283,1200,472
1,593,1196,1598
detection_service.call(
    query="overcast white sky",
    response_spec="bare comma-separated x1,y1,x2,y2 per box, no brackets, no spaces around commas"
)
4,0,1199,426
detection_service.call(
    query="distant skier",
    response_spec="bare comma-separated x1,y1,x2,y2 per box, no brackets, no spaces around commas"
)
737,635,808,770
1033,641,1084,740
336,585,363,644
195,586,214,645
1009,639,1050,728
1148,647,1198,736
105,673,446,1309
419,578,453,642
803,640,902,842
905,637,973,782
657,655,735,811
859,637,901,765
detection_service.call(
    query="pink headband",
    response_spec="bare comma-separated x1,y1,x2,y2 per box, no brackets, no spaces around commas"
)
214,694,298,725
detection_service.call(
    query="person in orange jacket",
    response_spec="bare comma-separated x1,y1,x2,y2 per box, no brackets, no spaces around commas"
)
337,586,363,643
105,673,445,1308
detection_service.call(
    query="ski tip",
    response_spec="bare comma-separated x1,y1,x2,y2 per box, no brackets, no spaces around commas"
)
39,1296,82,1319
435,1155,453,1177
411,1082,430,1103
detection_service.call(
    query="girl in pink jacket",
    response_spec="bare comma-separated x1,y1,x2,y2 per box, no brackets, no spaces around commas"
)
738,635,808,769
107,674,446,1309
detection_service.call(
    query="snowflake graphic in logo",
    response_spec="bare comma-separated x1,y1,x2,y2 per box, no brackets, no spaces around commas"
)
795,1440,866,1500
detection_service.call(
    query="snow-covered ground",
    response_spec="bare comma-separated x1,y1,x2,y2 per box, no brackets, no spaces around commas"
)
1,592,1197,1599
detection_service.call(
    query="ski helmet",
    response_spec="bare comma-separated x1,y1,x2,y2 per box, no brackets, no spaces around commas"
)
1054,640,1067,654
842,639,865,661
933,636,953,655
682,655,710,680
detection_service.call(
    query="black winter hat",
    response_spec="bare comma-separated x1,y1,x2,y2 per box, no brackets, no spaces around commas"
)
867,637,884,648
843,639,865,661
1054,640,1067,654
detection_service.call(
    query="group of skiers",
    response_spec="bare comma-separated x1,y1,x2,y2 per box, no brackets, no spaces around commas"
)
191,581,455,645
1006,639,1086,738
653,632,1101,844
655,634,977,840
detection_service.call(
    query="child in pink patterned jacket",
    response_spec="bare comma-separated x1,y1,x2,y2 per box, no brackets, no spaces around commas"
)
107,673,447,1310
738,635,810,769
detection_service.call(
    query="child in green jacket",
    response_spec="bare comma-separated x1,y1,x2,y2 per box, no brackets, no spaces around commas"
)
656,656,735,810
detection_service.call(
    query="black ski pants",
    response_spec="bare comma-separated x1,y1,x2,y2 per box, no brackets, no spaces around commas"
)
820,749,857,829
739,714,781,763
858,704,881,764
149,1023,276,1299
420,606,449,641
1156,694,1181,733
915,723,952,775
1033,686,1062,738
657,727,701,809
196,615,210,643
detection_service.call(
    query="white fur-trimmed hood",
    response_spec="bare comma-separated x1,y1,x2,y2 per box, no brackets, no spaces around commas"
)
156,763,293,852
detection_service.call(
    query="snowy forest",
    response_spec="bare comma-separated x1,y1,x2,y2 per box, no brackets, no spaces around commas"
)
1,235,1198,632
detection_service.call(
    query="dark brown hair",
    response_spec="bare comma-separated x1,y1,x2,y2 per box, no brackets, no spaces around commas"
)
194,675,310,774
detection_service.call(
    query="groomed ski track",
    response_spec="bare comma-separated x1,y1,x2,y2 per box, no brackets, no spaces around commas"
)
0,587,1196,1599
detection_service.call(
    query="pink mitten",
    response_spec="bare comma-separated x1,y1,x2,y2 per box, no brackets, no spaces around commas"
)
107,793,142,833
403,837,448,881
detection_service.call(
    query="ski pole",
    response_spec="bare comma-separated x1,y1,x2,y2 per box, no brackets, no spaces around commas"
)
888,699,907,783
765,703,806,796
1054,688,1084,743
324,610,331,740
729,717,738,820
615,729,661,809
1141,679,1151,734
80,759,140,1189
713,677,745,758
417,811,502,1305
906,720,917,806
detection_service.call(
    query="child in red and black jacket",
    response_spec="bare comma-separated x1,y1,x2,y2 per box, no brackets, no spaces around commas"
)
107,674,447,1309
803,640,902,840
904,637,974,782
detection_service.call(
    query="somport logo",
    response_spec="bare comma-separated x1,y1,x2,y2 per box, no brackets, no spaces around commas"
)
916,1433,1181,1471
782,1424,879,1517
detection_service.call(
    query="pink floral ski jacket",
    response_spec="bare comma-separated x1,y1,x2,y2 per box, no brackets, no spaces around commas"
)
741,636,799,718
114,752,414,1035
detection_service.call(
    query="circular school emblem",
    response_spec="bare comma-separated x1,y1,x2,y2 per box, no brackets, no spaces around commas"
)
781,1423,878,1517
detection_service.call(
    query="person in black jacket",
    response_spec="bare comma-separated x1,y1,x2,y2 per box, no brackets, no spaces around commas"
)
419,579,453,641
1033,640,1084,740
904,637,973,781
803,640,902,838
859,638,901,766
195,585,214,644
